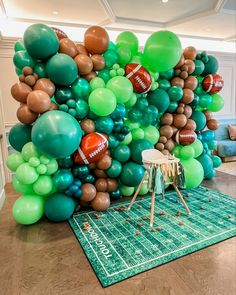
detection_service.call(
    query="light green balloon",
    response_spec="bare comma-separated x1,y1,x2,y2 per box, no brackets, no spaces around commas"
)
138,182,149,195
28,157,40,167
16,163,39,184
36,164,47,175
106,76,133,103
124,119,140,130
172,145,182,158
207,94,224,112
180,158,204,189
33,175,53,195
142,126,160,145
6,153,25,172
131,128,145,140
12,194,44,225
179,146,195,160
88,88,117,116
90,77,105,91
125,93,137,108
116,31,139,56
40,155,50,164
120,185,134,197
22,142,41,162
121,132,132,145
189,139,203,158
12,176,34,195
45,159,59,175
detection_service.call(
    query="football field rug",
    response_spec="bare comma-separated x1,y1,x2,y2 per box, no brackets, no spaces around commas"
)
69,186,236,287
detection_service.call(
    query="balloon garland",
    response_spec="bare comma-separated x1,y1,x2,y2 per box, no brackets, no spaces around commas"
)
7,24,224,225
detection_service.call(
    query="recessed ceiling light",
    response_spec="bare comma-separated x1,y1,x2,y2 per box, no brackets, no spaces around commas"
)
52,11,59,15
162,0,169,3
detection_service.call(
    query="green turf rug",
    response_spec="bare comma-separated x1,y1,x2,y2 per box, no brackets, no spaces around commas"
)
69,187,236,287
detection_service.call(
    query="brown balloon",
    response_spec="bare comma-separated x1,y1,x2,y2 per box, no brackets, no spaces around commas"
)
165,139,175,152
48,102,58,111
59,38,78,58
106,178,118,192
74,54,93,75
27,90,51,113
82,71,97,82
185,59,195,74
95,178,108,192
156,143,165,151
184,76,198,90
203,110,213,120
80,119,95,134
160,113,173,126
23,66,33,76
96,154,112,170
94,168,107,178
183,46,197,60
181,65,188,72
182,88,194,104
33,73,38,80
185,119,196,131
89,163,96,170
159,125,174,139
180,71,188,80
84,26,109,54
171,77,184,88
174,55,185,69
173,114,187,129
11,82,32,103
24,75,36,87
207,119,219,131
19,75,25,82
91,192,110,211
176,106,184,114
174,69,181,76
17,104,38,124
91,54,105,71
34,78,55,97
76,44,89,56
184,105,192,118
171,125,179,136
162,149,170,156
80,183,97,202
159,136,168,144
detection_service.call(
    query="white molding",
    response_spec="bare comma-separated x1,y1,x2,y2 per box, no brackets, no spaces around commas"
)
0,189,6,210
99,0,116,23
0,0,6,15
215,0,227,12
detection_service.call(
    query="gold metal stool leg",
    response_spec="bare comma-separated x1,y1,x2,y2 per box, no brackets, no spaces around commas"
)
150,191,156,227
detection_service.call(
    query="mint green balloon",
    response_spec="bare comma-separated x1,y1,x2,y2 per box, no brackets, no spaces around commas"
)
120,185,134,197
88,88,116,116
106,76,133,103
36,164,47,175
207,94,224,112
33,175,53,196
13,50,36,69
121,132,132,145
12,176,34,195
190,139,203,158
132,128,145,140
181,158,204,189
16,163,39,184
125,119,140,130
138,182,149,195
117,47,132,66
29,157,40,167
125,93,137,108
142,126,160,145
6,153,25,172
172,145,182,158
90,77,105,90
22,142,41,161
179,146,195,160
116,31,139,56
45,159,58,175
12,195,44,225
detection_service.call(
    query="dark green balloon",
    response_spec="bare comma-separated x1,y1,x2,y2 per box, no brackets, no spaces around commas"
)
136,98,149,111
108,41,116,51
33,62,47,78
23,24,59,60
103,49,118,68
106,160,122,178
98,68,110,83
58,157,73,169
120,161,145,187
128,108,142,122
193,59,205,76
110,188,122,201
75,99,89,120
147,88,170,113
9,123,32,152
110,104,126,120
55,88,72,104
88,110,99,120
168,86,183,101
15,67,22,76
46,53,78,86
190,94,200,108
158,79,171,91
113,144,131,163
72,165,90,179
13,50,36,69
53,169,74,190
113,119,124,133
95,117,114,134
190,110,207,132
130,139,154,164
202,55,219,76
108,134,119,148
167,101,178,113
82,174,95,184
71,78,91,100
14,39,25,52
159,68,174,80
198,94,212,108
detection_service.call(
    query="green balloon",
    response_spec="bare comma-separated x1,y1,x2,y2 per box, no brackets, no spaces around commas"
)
136,98,149,111
21,142,41,161
168,86,183,101
36,164,47,175
143,31,182,72
13,194,44,225
189,139,203,158
132,128,145,140
8,123,32,152
121,132,133,145
113,145,131,163
207,94,224,112
46,53,78,86
45,193,76,222
190,111,207,131
6,153,25,172
130,139,154,164
159,69,174,80
23,23,59,60
117,47,132,66
198,94,212,108
180,158,204,189
138,182,149,195
125,119,140,130
106,76,133,104
108,134,119,149
55,87,72,103
106,160,122,178
90,77,105,90
97,68,110,83
103,49,118,68
32,111,82,158
208,140,217,150
179,146,195,159
116,31,138,56
13,50,36,69
158,79,171,91
202,55,219,75
193,60,205,75
71,78,91,99
142,126,160,145
12,176,34,195
14,39,25,52
75,99,89,120
147,88,170,113
16,163,39,184
33,62,47,78
88,88,116,116
167,101,178,113
15,67,22,76
120,161,145,187
120,185,134,197
131,55,142,64
95,117,114,134
33,175,53,196
53,169,73,190
108,41,116,51
172,145,182,158
211,155,222,168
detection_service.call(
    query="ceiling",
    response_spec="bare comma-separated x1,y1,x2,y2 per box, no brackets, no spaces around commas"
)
0,0,235,41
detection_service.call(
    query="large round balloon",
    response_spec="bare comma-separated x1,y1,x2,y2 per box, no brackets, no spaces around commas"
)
180,158,204,189
32,110,82,158
13,50,36,69
147,89,170,113
197,153,214,178
190,111,207,132
84,26,109,54
116,31,138,56
143,31,182,72
88,88,116,116
120,161,145,187
9,123,32,152
23,24,59,60
130,139,154,164
207,93,224,112
202,55,219,76
106,76,133,104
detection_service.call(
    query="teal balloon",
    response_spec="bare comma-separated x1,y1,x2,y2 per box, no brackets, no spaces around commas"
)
202,55,219,75
116,31,138,56
190,111,207,131
53,169,73,190
147,89,170,113
45,193,76,222
55,87,72,103
158,79,171,91
15,67,22,76
201,130,215,142
128,108,142,122
211,155,222,168
71,78,91,100
193,60,205,76
33,62,47,78
113,145,131,163
97,68,110,83
117,47,132,66
197,153,214,178
95,117,114,134
14,39,25,52
13,50,35,69
120,161,145,187
103,49,118,68
106,160,122,178
13,195,44,225
168,86,183,101
9,123,32,152
198,94,212,108
208,140,217,150
108,41,116,51
180,158,204,189
159,69,174,80
205,170,216,180
46,53,78,86
12,176,34,195
32,110,82,158
130,139,154,164
110,104,126,120
23,23,59,60
143,31,182,72
136,98,149,111
108,134,120,149
75,99,89,120
16,163,39,184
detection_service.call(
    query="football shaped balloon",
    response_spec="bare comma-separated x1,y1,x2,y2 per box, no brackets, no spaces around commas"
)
202,74,224,94
74,132,108,164
125,63,152,93
51,27,68,40
176,129,197,146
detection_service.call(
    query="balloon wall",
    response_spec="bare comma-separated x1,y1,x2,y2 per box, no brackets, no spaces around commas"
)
7,23,224,225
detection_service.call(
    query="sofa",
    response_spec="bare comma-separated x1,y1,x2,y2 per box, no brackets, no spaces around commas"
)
214,118,236,162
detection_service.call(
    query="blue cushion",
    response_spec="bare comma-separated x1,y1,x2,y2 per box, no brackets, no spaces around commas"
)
217,140,236,157
214,119,236,141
